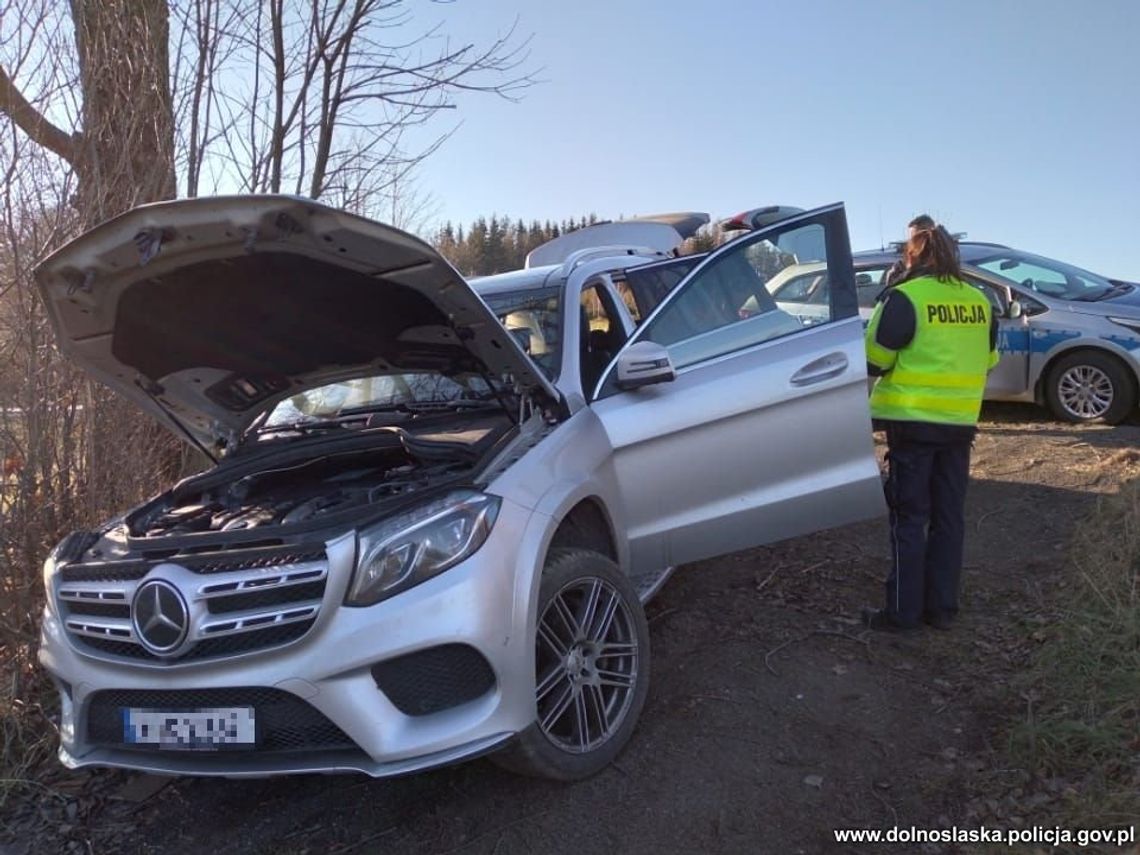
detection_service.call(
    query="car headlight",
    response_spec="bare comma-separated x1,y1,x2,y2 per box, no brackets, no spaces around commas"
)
1108,317,1140,336
345,490,501,607
42,531,89,592
43,544,62,592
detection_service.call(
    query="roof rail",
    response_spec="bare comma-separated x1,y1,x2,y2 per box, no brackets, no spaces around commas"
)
556,245,670,276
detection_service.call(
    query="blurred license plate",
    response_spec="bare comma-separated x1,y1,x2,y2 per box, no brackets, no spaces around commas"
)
122,707,256,750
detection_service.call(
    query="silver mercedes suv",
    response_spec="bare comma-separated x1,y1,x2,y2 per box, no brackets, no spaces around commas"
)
36,195,882,780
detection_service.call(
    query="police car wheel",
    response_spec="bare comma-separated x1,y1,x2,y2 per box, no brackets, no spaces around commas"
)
1045,351,1135,425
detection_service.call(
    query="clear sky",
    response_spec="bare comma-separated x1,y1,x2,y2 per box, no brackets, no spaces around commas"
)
411,0,1140,279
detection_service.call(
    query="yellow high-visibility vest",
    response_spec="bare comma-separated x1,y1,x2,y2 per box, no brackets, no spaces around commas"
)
865,276,998,426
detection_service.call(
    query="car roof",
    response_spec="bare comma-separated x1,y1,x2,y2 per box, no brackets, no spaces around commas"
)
851,248,897,266
958,242,1012,261
470,265,560,295
853,241,1011,267
472,247,679,296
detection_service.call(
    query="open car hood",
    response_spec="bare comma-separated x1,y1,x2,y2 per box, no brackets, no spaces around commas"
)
35,195,561,451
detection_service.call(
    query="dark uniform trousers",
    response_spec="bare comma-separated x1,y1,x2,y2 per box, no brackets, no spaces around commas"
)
882,420,973,627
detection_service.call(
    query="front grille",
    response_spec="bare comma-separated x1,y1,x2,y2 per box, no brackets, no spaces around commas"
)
181,548,327,575
66,601,129,619
57,546,328,665
80,619,316,661
61,562,150,583
207,581,325,614
60,546,327,582
86,687,356,753
371,644,496,716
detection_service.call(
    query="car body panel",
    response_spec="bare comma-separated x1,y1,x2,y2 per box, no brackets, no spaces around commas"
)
591,317,882,569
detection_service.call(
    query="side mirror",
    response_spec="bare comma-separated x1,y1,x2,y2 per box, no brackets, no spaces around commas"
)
616,341,676,391
1007,300,1023,320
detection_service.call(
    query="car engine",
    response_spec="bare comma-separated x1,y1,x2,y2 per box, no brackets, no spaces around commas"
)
128,421,504,540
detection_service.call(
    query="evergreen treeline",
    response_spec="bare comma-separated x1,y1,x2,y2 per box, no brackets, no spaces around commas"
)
433,214,601,276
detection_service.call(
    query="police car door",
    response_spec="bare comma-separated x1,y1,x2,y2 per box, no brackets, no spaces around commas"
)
966,276,1031,397
589,203,885,570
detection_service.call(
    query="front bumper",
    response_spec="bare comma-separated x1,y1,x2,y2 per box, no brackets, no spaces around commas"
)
38,497,545,778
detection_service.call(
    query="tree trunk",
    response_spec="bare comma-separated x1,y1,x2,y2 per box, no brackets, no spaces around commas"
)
69,0,176,220
69,0,180,515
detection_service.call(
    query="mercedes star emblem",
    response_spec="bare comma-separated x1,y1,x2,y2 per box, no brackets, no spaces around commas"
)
132,580,190,655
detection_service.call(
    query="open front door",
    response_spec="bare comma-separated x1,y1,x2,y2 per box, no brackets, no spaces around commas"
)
588,204,884,572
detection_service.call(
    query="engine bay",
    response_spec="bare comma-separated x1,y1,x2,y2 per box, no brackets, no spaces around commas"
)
128,418,509,539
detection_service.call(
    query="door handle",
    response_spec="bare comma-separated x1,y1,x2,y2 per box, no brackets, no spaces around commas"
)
790,353,849,386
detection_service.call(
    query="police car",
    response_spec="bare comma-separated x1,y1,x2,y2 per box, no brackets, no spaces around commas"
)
760,243,1140,425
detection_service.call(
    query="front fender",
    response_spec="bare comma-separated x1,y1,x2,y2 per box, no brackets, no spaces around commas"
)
1029,328,1140,392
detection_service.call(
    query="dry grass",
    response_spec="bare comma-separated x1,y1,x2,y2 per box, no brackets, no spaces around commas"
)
1010,477,1140,828
0,640,58,813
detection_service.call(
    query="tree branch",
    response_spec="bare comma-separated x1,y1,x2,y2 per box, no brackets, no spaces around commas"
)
0,65,77,163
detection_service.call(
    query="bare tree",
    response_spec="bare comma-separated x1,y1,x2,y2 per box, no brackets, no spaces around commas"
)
0,0,175,220
169,0,532,217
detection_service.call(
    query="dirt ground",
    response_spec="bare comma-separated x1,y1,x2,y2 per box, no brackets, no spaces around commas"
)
6,403,1140,855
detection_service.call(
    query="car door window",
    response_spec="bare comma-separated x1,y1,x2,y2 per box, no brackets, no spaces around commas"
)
618,255,706,322
594,208,858,399
633,221,837,369
769,268,825,303
591,215,857,399
963,277,1006,315
614,280,642,322
855,267,889,308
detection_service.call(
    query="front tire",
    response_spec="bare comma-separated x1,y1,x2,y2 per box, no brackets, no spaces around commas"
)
1044,351,1135,425
493,548,650,780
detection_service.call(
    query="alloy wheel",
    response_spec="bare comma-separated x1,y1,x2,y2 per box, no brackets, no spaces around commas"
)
1057,365,1115,420
534,577,639,754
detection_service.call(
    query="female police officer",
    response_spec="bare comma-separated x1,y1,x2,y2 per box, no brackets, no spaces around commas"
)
862,224,998,632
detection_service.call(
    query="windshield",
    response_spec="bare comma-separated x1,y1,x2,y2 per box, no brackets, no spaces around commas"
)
481,285,563,380
261,372,499,429
972,249,1115,301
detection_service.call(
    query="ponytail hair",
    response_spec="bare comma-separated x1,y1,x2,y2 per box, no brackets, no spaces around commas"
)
904,225,960,282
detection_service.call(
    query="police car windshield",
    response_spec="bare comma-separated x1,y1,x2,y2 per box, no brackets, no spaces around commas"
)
972,250,1113,302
